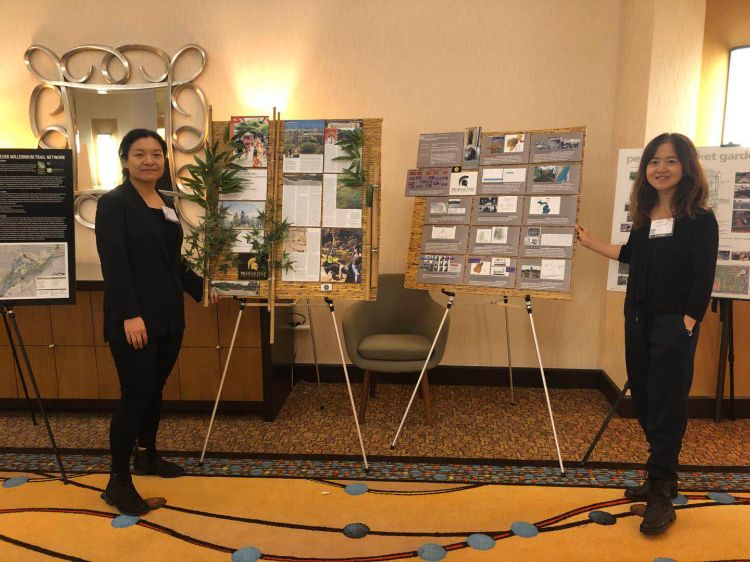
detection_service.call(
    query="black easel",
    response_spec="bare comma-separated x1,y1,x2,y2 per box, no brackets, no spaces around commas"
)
579,381,630,466
1,303,67,482
712,297,736,421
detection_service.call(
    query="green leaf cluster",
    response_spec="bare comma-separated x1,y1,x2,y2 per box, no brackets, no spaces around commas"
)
242,201,295,274
332,127,366,188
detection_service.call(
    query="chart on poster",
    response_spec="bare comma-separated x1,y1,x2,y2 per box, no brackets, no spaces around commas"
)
0,149,75,305
607,146,750,300
210,117,382,301
404,127,585,299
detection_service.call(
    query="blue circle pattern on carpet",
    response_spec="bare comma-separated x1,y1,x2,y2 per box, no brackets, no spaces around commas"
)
511,521,539,538
345,483,369,496
653,558,677,562
111,515,139,528
418,543,447,561
588,510,617,525
467,533,495,550
707,492,735,504
232,547,262,562
672,494,688,505
342,523,370,539
2,477,28,488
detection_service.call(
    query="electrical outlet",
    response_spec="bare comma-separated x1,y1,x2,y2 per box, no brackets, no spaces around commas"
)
320,283,333,292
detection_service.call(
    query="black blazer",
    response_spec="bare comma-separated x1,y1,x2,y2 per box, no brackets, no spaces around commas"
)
95,180,203,343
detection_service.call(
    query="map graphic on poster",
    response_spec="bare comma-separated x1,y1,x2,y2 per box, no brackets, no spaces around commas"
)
607,147,750,300
0,242,68,300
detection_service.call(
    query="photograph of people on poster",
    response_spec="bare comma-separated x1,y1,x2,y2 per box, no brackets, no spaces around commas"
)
324,121,362,173
320,228,363,283
230,116,269,168
283,120,325,173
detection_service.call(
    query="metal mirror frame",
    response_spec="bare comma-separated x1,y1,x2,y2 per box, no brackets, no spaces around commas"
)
24,43,208,228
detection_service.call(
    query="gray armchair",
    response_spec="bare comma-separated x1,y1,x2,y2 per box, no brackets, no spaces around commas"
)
341,273,450,422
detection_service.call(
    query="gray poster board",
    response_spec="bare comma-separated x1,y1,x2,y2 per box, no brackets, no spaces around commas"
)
469,225,520,256
420,224,469,254
522,195,578,227
465,256,516,288
418,254,465,284
479,132,530,165
405,167,451,197
519,226,575,258
425,196,472,224
527,162,581,195
478,166,528,195
530,130,584,163
417,132,464,168
516,258,572,292
472,195,523,225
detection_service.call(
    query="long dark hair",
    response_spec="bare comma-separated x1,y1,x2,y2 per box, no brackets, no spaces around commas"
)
118,128,169,183
630,133,709,229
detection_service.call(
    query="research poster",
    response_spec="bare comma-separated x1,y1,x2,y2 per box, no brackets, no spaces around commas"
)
0,149,74,304
406,127,584,294
607,146,750,300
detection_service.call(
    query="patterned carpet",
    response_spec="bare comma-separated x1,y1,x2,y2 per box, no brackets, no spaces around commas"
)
1,384,747,468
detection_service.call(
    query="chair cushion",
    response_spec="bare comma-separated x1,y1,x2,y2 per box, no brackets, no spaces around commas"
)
358,333,432,361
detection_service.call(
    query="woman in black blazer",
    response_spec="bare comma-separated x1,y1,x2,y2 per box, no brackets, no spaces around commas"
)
576,133,718,536
95,129,217,515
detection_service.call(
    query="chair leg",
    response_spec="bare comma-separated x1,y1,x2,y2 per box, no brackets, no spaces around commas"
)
370,372,377,397
420,373,433,423
359,370,371,423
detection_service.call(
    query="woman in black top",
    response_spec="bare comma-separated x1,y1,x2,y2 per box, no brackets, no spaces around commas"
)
576,133,718,535
95,129,218,516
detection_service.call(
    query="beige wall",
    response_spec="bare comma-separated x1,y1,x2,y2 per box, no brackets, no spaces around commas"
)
1,0,744,396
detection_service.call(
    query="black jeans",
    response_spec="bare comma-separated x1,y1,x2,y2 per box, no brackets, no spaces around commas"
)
108,331,183,474
624,311,699,481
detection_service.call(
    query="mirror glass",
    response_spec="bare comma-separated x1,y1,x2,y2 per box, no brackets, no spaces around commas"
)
72,87,169,190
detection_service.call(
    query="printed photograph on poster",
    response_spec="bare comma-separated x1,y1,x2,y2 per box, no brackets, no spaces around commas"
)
322,174,362,228
324,121,362,173
520,264,541,279
282,174,323,227
449,170,478,195
718,250,731,260
222,168,267,200
0,242,69,299
479,197,498,213
229,116,269,168
731,251,750,261
237,252,269,280
525,227,541,246
533,164,571,183
211,279,261,297
462,126,481,168
222,201,264,229
447,198,466,214
320,228,362,283
432,225,457,240
734,199,750,210
430,201,448,214
282,227,321,282
713,264,749,295
283,120,325,173
232,229,263,253
732,210,750,233
480,133,528,165
468,257,491,275
490,257,511,276
420,254,462,274
531,131,584,162
617,275,628,286
405,168,451,197
735,180,750,199
529,197,561,215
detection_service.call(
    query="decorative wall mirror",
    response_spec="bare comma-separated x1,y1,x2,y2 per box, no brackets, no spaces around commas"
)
24,44,208,228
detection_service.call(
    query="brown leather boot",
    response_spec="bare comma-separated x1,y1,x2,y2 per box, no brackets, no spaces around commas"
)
101,473,150,516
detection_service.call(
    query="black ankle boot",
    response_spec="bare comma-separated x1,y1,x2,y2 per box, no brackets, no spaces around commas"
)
625,478,678,501
101,473,150,516
639,480,677,535
133,449,185,478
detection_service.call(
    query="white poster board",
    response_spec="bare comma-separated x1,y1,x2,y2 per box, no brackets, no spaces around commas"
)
607,147,750,300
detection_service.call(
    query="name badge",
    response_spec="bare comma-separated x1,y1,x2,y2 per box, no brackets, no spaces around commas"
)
649,218,674,238
162,206,179,223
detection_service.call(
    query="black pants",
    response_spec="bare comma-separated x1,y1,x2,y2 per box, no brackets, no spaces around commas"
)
624,312,699,481
108,331,183,474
